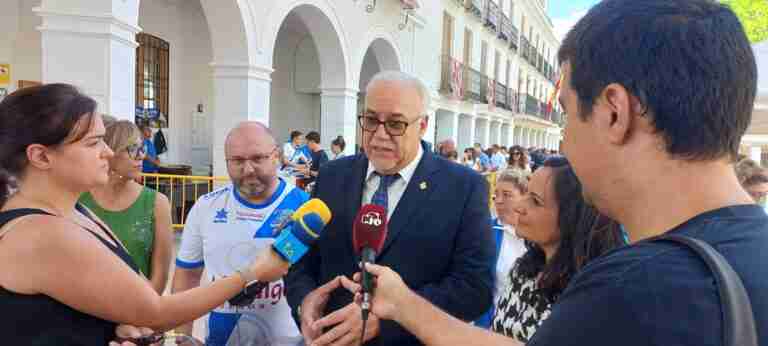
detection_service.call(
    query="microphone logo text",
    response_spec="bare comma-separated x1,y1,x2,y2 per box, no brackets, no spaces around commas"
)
361,211,383,227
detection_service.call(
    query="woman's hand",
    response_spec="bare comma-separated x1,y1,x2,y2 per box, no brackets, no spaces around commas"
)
109,325,160,346
344,263,414,323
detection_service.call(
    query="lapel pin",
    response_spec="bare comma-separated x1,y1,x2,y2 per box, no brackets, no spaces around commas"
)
419,181,428,190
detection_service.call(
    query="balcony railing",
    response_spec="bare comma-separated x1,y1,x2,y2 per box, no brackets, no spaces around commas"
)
480,75,491,104
440,55,465,99
464,66,483,102
508,89,520,113
466,0,484,19
509,24,519,51
499,12,511,42
495,81,508,108
525,94,540,118
551,109,563,125
520,36,531,61
484,0,499,32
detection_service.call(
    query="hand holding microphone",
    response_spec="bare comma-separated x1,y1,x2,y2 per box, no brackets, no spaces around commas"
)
352,204,389,321
229,198,332,307
346,263,411,323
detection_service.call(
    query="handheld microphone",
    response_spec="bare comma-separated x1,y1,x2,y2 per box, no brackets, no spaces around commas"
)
229,198,332,307
352,204,389,323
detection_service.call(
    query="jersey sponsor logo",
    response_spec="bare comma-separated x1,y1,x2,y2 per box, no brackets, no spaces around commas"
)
236,210,267,222
214,208,229,223
220,281,287,311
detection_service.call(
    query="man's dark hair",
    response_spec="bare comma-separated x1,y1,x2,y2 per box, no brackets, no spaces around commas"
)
290,130,303,141
558,0,756,161
305,131,321,144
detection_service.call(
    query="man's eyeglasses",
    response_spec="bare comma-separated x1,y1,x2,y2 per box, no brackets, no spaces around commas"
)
226,147,277,170
125,143,145,160
358,112,422,137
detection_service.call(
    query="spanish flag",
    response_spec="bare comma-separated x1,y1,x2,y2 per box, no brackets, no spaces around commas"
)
546,73,562,116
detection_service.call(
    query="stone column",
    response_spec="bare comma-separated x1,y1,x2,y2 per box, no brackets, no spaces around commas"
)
37,0,141,119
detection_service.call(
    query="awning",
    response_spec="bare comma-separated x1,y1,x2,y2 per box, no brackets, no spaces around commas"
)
401,0,420,9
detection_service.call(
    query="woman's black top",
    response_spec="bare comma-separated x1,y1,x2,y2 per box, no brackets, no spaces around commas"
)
0,206,140,345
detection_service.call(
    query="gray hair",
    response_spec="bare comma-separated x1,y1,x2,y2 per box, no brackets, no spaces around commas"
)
366,71,431,115
496,169,530,192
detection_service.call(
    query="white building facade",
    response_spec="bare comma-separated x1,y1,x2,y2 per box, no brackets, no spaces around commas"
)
1,0,563,177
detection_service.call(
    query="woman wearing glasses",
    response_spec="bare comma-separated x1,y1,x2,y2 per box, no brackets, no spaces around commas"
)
507,145,531,175
79,120,174,294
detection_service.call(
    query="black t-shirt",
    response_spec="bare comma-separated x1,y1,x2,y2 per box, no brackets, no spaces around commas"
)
529,205,768,346
307,149,329,183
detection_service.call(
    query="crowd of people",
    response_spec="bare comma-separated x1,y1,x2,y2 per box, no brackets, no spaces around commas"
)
0,0,766,345
437,140,556,175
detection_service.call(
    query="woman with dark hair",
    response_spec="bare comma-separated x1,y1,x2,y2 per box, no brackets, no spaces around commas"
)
330,135,346,160
507,145,531,175
491,156,623,342
0,84,291,345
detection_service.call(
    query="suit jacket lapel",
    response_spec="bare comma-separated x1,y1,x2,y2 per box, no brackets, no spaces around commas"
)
379,149,442,256
345,153,369,245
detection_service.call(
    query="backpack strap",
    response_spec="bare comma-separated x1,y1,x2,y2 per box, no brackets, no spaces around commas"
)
664,234,758,346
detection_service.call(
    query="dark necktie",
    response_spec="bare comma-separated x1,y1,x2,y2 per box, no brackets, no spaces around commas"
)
371,173,400,214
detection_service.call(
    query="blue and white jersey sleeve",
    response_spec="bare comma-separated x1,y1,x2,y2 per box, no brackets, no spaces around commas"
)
175,190,211,269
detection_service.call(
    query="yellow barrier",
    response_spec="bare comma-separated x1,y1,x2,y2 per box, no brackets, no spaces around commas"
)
485,172,497,212
141,173,229,230
142,172,498,231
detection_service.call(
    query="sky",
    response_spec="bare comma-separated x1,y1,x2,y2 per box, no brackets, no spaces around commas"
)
547,0,600,40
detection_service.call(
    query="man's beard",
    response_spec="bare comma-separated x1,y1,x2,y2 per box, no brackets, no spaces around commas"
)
234,175,274,200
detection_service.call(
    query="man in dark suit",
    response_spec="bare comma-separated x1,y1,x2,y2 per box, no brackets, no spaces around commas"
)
285,71,495,346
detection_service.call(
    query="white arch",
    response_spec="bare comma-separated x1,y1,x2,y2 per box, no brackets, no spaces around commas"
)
196,0,255,66
262,0,351,90
354,28,403,88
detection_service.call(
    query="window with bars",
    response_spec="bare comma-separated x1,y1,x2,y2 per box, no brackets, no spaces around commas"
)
135,33,169,128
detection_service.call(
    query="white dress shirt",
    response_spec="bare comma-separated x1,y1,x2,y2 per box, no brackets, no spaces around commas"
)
362,145,424,219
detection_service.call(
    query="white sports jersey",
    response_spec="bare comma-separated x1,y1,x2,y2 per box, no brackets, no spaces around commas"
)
176,179,309,346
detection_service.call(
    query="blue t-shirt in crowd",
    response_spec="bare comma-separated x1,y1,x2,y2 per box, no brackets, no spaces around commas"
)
528,205,768,346
478,152,491,170
142,138,158,173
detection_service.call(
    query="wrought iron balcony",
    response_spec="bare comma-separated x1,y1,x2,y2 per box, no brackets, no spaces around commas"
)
551,109,563,125
466,0,484,19
499,12,511,41
480,75,490,104
508,89,520,113
525,94,540,118
440,54,464,98
464,66,483,103
520,36,531,61
484,0,499,32
539,101,549,120
509,24,519,51
495,81,508,108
